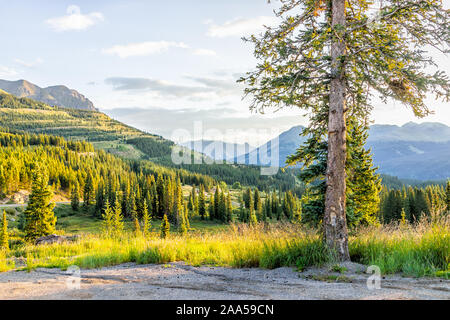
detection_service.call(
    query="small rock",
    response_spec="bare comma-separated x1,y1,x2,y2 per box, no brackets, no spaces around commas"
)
35,234,80,245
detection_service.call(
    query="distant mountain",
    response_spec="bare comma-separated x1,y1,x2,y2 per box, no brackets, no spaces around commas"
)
0,79,97,111
180,140,255,161
225,122,450,181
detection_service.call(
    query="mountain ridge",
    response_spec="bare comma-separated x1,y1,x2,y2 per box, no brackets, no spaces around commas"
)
182,122,450,181
0,79,97,111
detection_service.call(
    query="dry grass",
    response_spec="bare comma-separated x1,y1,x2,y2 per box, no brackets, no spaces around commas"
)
1,217,448,278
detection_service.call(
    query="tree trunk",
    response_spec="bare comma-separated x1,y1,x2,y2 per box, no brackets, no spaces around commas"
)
324,0,350,261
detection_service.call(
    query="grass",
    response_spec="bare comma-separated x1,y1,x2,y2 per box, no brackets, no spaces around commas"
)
0,214,448,278
349,216,449,277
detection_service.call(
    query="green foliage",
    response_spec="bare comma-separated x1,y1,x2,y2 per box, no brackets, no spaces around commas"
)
160,214,170,239
113,195,124,237
101,199,114,238
70,181,80,211
198,184,206,220
23,168,57,242
0,210,8,250
141,200,151,238
380,184,447,223
126,137,173,159
288,124,381,228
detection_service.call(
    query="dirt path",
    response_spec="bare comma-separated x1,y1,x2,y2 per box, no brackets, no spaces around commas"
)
0,262,448,300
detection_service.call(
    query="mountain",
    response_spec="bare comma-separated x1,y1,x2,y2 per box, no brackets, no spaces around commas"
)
223,122,450,181
0,79,97,111
180,140,256,161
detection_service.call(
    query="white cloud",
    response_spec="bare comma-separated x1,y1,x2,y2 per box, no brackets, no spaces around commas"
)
192,49,217,56
206,16,278,38
105,75,243,98
46,5,104,32
0,66,18,77
14,58,43,68
103,41,188,58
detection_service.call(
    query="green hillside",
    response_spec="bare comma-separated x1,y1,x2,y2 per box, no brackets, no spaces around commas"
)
0,90,171,159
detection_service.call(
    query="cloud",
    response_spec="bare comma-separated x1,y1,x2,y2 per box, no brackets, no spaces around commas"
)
14,58,43,68
192,49,217,56
105,77,212,97
206,16,278,38
105,75,243,98
104,107,305,145
103,41,188,58
46,5,104,32
0,66,18,77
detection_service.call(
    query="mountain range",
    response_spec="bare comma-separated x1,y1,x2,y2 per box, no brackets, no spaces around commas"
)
0,79,97,111
184,122,450,181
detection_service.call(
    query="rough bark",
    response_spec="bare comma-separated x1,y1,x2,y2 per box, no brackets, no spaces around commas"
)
324,0,350,261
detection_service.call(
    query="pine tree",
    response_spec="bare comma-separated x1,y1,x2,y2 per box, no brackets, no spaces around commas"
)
241,0,449,261
226,193,233,223
208,194,215,220
184,201,190,230
24,168,57,242
160,214,170,239
70,181,80,211
112,194,124,237
346,121,382,227
199,184,206,220
141,200,151,237
129,192,138,220
213,186,220,220
101,199,114,238
172,178,184,227
254,189,263,221
83,172,95,212
0,210,8,250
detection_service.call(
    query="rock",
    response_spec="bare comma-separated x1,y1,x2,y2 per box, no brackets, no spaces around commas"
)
35,234,80,245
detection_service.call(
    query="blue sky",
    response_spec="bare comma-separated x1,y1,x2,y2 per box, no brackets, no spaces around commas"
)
0,0,449,145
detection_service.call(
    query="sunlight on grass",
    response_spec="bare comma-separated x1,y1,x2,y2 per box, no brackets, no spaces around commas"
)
1,217,448,277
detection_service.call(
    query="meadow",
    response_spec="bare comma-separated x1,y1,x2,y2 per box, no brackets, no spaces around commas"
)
1,206,448,278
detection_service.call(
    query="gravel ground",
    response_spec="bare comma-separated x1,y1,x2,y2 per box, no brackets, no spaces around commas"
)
0,262,448,300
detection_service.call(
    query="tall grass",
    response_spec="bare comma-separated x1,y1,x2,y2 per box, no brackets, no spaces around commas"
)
1,218,448,277
349,215,449,277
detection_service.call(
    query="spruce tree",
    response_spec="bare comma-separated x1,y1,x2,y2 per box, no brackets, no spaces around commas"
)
24,168,57,242
226,193,233,223
0,210,8,250
254,189,263,221
208,194,215,220
83,172,95,212
70,181,80,211
199,184,206,220
160,214,170,239
101,199,114,238
112,194,124,238
213,186,220,220
242,0,449,261
346,121,382,226
141,200,150,237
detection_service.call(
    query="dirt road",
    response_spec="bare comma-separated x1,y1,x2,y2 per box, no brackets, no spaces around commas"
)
0,262,448,300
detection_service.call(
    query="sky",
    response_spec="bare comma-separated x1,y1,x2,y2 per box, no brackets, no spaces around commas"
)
0,0,449,146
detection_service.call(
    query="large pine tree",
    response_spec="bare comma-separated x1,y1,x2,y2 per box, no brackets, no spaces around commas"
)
241,0,449,260
24,168,57,242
